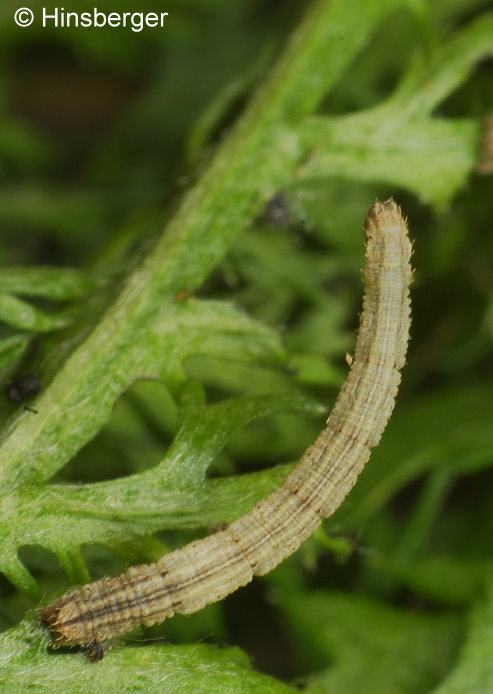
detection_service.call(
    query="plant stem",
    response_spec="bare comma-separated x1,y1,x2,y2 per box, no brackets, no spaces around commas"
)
0,0,404,493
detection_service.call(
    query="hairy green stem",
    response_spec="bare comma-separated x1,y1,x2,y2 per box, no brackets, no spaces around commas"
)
0,0,403,492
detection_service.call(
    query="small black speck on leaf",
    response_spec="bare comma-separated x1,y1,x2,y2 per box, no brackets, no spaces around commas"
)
259,192,291,227
6,374,41,404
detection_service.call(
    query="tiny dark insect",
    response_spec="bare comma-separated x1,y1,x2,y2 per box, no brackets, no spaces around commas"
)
87,642,108,663
259,192,291,227
6,374,41,404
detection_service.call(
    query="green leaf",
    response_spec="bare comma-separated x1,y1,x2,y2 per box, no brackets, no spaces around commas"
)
0,298,284,492
279,590,463,694
297,114,476,209
0,334,30,369
0,617,298,694
0,266,99,299
293,12,493,209
0,386,319,596
0,293,68,331
380,555,489,607
0,185,109,240
430,580,493,694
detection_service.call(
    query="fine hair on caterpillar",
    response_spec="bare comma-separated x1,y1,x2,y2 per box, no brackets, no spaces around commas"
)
41,199,413,661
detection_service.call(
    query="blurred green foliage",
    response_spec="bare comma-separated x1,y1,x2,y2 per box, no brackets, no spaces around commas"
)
0,0,492,691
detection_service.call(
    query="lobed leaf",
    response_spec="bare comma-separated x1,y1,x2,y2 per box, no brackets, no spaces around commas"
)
0,617,297,694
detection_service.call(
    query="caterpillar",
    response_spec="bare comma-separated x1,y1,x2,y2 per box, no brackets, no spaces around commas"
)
41,199,412,661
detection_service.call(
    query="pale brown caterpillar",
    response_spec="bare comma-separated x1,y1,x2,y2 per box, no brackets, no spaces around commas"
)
41,200,412,661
